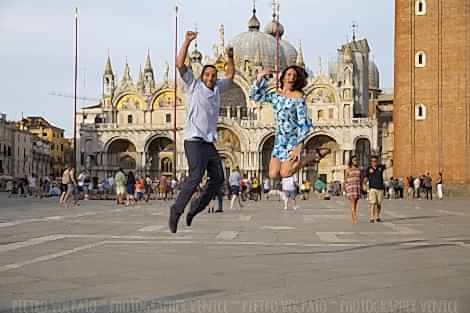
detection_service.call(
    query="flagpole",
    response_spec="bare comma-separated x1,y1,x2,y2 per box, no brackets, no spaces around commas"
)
173,3,178,179
73,7,78,167
275,1,280,91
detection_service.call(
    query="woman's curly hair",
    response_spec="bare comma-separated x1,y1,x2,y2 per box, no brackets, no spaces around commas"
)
279,65,308,92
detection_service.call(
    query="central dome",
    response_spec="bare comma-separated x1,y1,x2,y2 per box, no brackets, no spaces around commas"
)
229,7,298,71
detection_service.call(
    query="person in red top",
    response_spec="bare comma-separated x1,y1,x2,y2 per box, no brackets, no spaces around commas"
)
159,175,168,201
135,177,145,202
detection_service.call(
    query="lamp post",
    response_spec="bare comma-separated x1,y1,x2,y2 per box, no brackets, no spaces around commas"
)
73,8,79,168
172,2,179,179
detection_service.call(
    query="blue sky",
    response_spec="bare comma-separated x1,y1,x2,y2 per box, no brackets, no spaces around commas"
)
0,0,394,136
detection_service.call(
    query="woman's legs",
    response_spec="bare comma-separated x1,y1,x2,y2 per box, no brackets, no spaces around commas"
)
351,199,358,224
269,158,281,179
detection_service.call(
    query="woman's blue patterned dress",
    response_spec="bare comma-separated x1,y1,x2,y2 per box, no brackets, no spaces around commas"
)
250,78,313,161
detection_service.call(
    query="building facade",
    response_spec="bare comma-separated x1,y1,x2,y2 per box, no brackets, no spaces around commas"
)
394,0,470,190
0,113,14,176
18,117,68,177
32,138,52,178
77,6,392,184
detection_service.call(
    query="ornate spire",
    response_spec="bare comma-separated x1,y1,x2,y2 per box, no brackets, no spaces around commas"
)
265,0,284,38
164,62,169,82
144,50,153,73
296,41,305,68
104,53,114,76
351,21,358,41
191,23,203,63
248,0,260,31
122,59,132,82
138,65,144,82
218,24,225,55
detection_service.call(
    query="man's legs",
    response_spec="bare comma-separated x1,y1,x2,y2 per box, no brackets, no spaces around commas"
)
169,142,208,233
216,189,224,212
187,144,224,219
172,142,208,216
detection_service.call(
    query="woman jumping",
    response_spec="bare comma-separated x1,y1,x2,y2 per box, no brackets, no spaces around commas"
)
250,65,328,178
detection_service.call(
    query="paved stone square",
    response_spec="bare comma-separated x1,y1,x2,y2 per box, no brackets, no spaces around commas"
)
0,194,469,313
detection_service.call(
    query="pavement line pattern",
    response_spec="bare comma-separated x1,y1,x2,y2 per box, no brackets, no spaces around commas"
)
309,215,349,220
2,233,469,272
260,226,296,230
215,231,239,240
0,241,107,272
137,225,166,232
316,232,359,243
382,222,422,234
384,211,407,219
0,207,141,229
437,209,466,217
0,235,65,253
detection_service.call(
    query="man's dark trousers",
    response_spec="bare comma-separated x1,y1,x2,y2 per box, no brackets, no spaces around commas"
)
171,140,224,218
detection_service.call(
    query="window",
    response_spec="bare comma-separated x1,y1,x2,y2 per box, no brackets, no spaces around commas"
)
317,110,326,121
416,0,426,16
42,132,47,137
165,114,171,123
127,115,133,124
415,51,426,67
415,103,426,120
61,144,64,152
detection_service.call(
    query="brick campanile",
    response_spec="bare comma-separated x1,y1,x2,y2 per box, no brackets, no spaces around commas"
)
394,0,470,189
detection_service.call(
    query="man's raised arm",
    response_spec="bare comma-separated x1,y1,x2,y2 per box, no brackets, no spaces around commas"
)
176,31,197,76
225,46,235,81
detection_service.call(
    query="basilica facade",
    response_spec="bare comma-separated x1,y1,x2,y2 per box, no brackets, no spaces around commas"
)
77,6,391,184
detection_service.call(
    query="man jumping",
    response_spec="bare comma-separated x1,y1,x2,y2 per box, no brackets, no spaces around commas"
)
168,31,235,233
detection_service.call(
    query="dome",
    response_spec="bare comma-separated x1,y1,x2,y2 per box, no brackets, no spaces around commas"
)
248,9,260,31
264,20,284,38
369,60,380,89
230,31,287,70
229,9,297,71
190,47,203,63
280,39,298,67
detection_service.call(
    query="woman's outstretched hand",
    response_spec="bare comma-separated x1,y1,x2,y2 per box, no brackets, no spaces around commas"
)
257,67,273,82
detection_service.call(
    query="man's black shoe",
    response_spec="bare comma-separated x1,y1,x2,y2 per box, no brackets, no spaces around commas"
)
215,209,224,213
187,199,200,227
186,212,195,227
168,207,180,233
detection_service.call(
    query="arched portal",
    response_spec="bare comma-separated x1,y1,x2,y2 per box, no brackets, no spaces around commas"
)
146,137,173,177
304,135,339,184
107,139,137,170
260,135,275,180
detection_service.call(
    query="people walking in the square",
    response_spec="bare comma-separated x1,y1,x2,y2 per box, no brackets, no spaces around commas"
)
300,180,311,200
59,164,76,207
262,177,271,199
365,156,385,223
281,175,298,211
424,173,433,200
345,155,361,224
126,171,136,206
115,168,127,205
229,167,243,210
436,172,444,200
168,30,235,233
413,176,421,199
159,174,168,201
